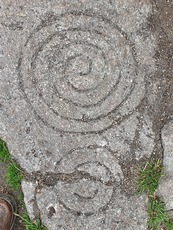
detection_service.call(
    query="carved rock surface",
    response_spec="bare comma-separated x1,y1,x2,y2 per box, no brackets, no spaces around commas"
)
1,0,172,229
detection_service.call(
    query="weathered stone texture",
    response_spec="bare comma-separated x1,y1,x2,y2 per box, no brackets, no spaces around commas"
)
158,120,173,211
1,0,170,229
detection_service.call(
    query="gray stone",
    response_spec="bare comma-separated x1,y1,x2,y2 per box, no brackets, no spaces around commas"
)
160,120,173,174
158,177,173,211
36,185,147,230
157,120,173,210
21,181,37,220
0,0,169,229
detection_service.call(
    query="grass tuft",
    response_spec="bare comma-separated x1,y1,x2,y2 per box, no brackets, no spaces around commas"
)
136,159,173,230
0,139,11,162
6,162,23,191
165,220,173,230
147,197,168,230
136,159,163,196
15,213,47,230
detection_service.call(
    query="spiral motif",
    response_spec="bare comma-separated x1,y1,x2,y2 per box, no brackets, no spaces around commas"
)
18,11,145,133
55,147,123,215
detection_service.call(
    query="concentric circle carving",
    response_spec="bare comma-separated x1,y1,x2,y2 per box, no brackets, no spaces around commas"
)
55,147,123,215
18,12,145,133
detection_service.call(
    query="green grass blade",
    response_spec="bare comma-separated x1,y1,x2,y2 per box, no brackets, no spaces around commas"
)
6,162,23,191
0,139,11,162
